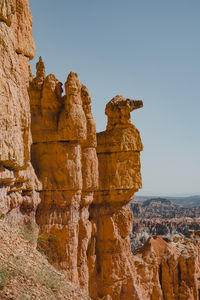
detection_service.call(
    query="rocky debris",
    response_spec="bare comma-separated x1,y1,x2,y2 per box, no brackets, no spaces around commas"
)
29,64,98,292
0,0,40,227
189,230,200,239
0,219,90,300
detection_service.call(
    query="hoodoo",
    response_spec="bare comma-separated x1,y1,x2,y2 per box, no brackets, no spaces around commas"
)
29,57,144,298
89,95,143,299
29,67,98,292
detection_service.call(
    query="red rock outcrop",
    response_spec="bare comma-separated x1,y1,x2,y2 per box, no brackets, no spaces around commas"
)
131,218,200,252
0,0,41,226
29,69,145,299
88,95,144,299
134,235,200,300
29,62,98,292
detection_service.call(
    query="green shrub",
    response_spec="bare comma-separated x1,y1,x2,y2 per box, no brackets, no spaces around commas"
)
0,266,10,290
36,267,60,293
20,223,38,244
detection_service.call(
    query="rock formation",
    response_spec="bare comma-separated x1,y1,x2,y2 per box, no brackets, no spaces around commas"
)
131,218,200,253
134,235,200,300
0,0,41,227
130,198,200,253
1,1,200,299
29,64,98,292
88,95,144,299
29,66,144,298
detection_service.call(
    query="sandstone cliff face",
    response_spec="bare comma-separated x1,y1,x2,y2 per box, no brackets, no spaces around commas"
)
134,235,200,300
88,95,144,299
2,1,200,299
0,0,40,226
29,63,98,291
29,66,144,298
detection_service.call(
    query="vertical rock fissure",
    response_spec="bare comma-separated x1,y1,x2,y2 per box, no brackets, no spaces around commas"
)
159,264,162,288
178,262,181,286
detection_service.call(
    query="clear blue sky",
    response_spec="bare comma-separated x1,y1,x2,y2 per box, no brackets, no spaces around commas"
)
29,0,200,196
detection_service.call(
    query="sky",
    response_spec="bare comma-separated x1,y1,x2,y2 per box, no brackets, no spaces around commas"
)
29,0,200,196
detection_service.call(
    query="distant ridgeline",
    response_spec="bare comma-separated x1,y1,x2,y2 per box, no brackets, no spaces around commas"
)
133,195,200,207
131,197,200,218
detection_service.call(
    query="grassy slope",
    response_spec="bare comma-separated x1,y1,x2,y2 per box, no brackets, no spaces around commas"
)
0,220,90,300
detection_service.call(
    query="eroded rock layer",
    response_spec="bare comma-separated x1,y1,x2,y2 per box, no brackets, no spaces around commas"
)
0,0,41,226
134,235,200,300
2,1,200,299
29,62,98,291
88,95,144,299
29,67,145,299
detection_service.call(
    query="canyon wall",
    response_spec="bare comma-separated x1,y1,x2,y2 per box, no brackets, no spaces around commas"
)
1,1,200,299
0,0,41,226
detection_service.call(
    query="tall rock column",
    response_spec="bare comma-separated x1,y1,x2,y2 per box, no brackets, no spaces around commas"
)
29,63,98,291
78,85,99,290
0,0,41,225
89,95,143,299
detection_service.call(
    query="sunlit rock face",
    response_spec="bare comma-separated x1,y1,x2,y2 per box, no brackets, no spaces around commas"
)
134,235,200,300
2,1,200,300
29,64,98,291
88,95,144,300
29,67,144,298
0,0,40,226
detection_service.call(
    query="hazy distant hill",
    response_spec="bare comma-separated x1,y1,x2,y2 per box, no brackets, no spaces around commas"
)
166,195,200,208
134,195,200,208
131,197,200,218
